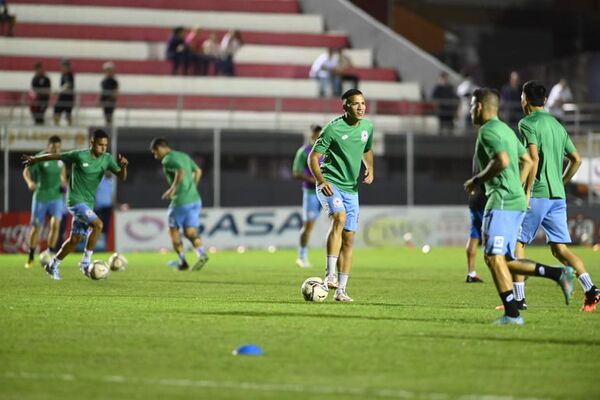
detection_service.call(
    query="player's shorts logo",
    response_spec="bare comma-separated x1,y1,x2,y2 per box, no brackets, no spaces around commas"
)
361,130,369,143
493,235,504,251
333,198,343,208
85,209,95,217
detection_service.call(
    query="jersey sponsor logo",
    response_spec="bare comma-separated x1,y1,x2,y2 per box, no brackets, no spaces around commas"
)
58,160,64,167
43,162,49,167
361,130,369,143
341,135,349,140
82,163,89,167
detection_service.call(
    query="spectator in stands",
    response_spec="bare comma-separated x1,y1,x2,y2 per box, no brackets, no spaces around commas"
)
202,32,221,75
185,25,210,75
500,70,522,126
546,78,573,122
333,48,359,93
0,0,16,37
53,59,75,126
431,71,458,135
99,61,119,126
309,48,342,98
218,29,242,76
166,26,190,75
29,62,51,125
456,72,478,131
94,172,115,245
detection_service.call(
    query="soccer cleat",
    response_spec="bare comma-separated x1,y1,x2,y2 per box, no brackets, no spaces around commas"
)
191,254,209,271
465,275,484,283
295,258,312,268
43,262,61,280
334,290,354,302
177,260,190,271
558,266,575,305
323,275,338,290
581,288,600,312
24,260,34,269
493,315,524,325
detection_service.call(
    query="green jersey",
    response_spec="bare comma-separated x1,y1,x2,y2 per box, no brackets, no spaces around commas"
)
28,151,64,203
59,149,121,208
475,117,527,211
312,116,374,193
517,110,576,199
161,150,201,207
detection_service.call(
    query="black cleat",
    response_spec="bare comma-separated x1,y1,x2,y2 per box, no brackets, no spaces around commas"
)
177,260,190,271
466,275,484,283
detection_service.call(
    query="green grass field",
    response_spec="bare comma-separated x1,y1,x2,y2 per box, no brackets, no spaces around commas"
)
1,246,599,400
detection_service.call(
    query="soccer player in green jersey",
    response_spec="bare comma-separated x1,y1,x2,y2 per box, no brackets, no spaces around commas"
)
464,88,575,325
22,135,67,269
309,89,374,302
515,81,600,312
292,124,323,268
22,129,128,280
150,137,208,271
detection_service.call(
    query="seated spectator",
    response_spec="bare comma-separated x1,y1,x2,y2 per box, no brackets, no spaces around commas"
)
431,71,458,135
185,25,210,75
29,62,51,125
0,0,16,37
309,48,341,97
202,32,221,75
218,29,241,76
53,59,75,126
333,48,359,92
99,61,119,126
166,26,190,75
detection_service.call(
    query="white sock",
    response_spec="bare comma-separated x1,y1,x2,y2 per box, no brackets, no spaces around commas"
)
468,271,477,278
513,282,525,301
338,272,349,291
82,250,93,265
178,252,186,263
326,255,338,278
195,247,206,257
299,246,308,260
578,273,594,292
51,257,61,268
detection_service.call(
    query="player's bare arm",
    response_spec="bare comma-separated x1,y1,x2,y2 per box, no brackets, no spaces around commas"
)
193,168,202,185
117,154,128,181
362,150,374,184
563,150,582,185
525,144,539,201
21,152,60,167
518,152,533,186
22,167,36,191
464,151,508,194
309,150,333,196
162,168,184,200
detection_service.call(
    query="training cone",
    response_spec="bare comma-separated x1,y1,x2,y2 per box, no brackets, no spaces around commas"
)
232,344,264,356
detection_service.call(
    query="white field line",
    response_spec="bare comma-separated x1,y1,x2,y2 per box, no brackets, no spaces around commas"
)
2,371,548,400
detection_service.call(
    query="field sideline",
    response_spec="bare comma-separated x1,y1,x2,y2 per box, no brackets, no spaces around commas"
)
1,246,599,400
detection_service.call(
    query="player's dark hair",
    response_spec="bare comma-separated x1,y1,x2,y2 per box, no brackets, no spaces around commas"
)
150,137,170,150
91,129,109,141
310,124,322,132
48,135,61,144
522,80,546,107
472,88,500,107
341,88,363,102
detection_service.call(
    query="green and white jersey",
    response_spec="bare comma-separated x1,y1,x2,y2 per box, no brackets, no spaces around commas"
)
312,116,373,193
517,110,576,199
161,150,201,207
475,117,527,211
28,150,63,203
60,149,121,208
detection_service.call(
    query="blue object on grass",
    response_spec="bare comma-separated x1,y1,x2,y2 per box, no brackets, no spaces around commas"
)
233,344,264,356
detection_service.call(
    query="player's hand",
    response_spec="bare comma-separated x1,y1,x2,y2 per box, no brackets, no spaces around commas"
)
317,181,334,197
525,191,532,209
118,154,128,167
464,178,476,194
363,169,374,184
27,182,37,191
21,154,35,167
162,187,175,200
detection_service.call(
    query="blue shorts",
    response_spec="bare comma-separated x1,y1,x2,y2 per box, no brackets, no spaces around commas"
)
168,201,201,229
30,198,64,226
469,208,484,240
316,183,359,232
302,190,322,222
482,209,526,260
68,203,98,236
519,198,571,244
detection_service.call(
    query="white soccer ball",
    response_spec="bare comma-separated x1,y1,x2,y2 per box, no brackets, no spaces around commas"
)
39,250,53,267
301,277,328,303
89,260,111,280
108,252,128,271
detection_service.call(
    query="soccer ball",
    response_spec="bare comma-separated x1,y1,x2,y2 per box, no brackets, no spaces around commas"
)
301,277,328,302
39,249,53,267
108,252,128,271
88,260,111,280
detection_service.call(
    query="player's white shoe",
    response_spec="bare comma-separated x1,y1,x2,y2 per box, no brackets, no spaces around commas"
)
295,258,311,268
323,275,339,290
334,290,354,302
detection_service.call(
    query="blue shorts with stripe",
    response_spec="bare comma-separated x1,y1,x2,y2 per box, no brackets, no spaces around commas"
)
469,208,484,240
68,203,98,236
482,209,525,260
302,190,322,222
168,200,202,229
30,198,64,226
316,183,359,232
519,198,571,244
